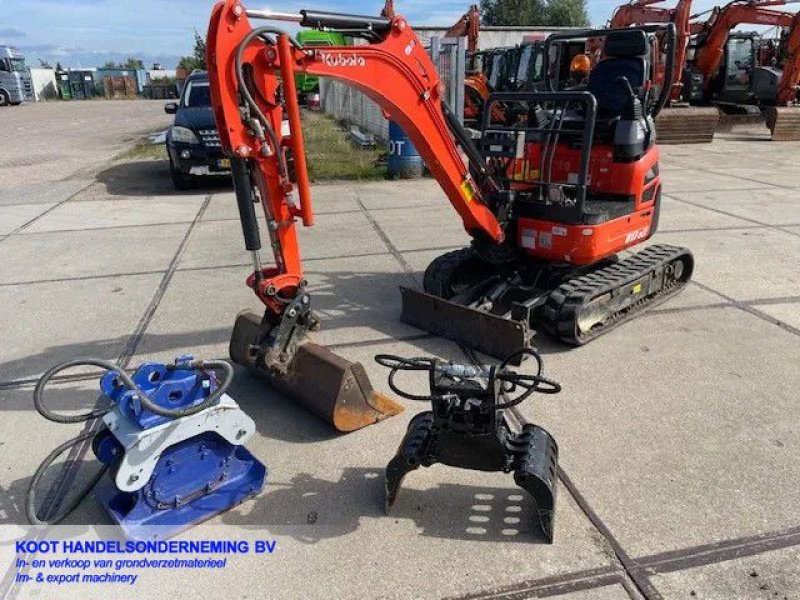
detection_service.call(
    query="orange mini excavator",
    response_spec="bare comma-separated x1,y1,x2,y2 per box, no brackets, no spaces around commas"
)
206,2,694,432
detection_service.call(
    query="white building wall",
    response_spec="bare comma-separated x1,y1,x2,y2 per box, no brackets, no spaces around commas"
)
414,26,579,50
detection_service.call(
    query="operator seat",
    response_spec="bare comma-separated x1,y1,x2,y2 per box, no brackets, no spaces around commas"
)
588,29,649,119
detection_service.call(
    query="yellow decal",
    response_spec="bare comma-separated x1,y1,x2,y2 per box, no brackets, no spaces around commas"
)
461,179,476,203
632,283,643,295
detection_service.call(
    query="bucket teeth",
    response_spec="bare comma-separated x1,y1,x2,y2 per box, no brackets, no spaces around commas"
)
230,310,403,433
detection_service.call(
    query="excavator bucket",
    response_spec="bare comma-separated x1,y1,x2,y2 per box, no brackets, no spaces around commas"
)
767,106,800,141
230,311,403,432
654,106,719,144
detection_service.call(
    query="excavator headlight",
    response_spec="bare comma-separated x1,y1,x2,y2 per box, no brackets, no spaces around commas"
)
171,126,200,145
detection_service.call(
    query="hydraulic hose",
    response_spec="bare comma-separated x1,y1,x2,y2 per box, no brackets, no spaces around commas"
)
234,26,303,180
34,358,233,421
27,357,234,526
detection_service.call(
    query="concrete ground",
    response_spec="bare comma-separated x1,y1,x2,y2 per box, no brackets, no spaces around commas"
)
0,102,798,600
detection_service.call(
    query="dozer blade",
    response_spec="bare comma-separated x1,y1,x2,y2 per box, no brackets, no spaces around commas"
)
654,106,719,144
230,311,403,433
399,287,532,363
767,106,800,141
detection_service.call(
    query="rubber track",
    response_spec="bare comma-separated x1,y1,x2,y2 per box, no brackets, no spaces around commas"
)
540,244,693,345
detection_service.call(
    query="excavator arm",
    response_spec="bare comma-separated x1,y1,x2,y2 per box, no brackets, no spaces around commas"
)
445,4,481,52
609,0,694,100
208,1,502,315
777,11,800,103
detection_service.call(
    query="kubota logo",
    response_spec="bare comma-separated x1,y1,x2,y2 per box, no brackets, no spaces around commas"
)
320,53,366,68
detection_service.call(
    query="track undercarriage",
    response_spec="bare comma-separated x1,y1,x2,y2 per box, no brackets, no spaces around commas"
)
401,244,694,360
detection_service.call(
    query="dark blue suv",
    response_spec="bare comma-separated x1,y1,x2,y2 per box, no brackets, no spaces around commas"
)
164,71,229,190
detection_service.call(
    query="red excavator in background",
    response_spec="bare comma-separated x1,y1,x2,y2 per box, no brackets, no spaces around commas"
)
685,0,800,139
206,1,693,433
609,0,721,142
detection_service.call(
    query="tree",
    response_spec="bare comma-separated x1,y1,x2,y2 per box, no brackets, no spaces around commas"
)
177,30,207,72
38,59,53,69
480,0,589,26
482,0,545,26
123,57,145,70
101,57,145,70
543,0,589,26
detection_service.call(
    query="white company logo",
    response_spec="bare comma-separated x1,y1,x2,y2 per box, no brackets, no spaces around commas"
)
320,53,366,68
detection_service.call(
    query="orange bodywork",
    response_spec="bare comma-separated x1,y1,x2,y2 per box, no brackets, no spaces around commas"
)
513,143,661,264
207,1,668,314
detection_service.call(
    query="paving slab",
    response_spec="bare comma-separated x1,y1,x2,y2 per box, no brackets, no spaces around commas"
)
657,196,754,233
654,228,800,301
667,187,800,227
525,306,800,558
354,178,446,210
658,168,766,193
0,204,58,235
0,180,89,207
651,546,800,600
0,274,163,383
23,197,205,233
757,302,800,330
0,223,188,284
368,204,472,252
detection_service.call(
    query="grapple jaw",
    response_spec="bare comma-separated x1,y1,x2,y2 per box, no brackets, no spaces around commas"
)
385,411,559,542
230,310,403,433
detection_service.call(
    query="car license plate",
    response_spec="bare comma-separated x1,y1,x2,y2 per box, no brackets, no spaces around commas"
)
218,159,231,169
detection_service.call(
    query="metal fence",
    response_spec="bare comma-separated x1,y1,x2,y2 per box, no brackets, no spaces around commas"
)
319,36,466,141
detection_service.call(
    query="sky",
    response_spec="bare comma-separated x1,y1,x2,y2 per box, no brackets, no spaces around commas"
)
0,0,795,69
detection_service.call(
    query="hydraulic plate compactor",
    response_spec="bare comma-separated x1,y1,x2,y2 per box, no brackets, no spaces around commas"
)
376,349,561,542
28,356,266,540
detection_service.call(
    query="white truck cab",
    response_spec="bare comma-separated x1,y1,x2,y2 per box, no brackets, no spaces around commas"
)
0,45,33,106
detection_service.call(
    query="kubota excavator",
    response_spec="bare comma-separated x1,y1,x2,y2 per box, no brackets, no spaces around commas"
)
206,1,694,433
686,0,800,139
609,0,721,143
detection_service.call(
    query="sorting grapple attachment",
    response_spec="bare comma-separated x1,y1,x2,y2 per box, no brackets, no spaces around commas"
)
377,350,561,543
767,106,800,141
654,106,719,144
230,311,403,433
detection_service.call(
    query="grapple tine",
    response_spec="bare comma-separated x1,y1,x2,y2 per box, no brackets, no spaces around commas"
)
230,311,403,433
384,412,433,511
513,423,559,544
399,287,532,363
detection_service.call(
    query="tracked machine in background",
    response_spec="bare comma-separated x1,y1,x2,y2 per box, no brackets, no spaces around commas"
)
206,2,693,432
687,0,800,140
610,0,721,143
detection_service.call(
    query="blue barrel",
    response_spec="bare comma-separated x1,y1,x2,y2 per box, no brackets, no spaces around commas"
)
388,121,423,179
